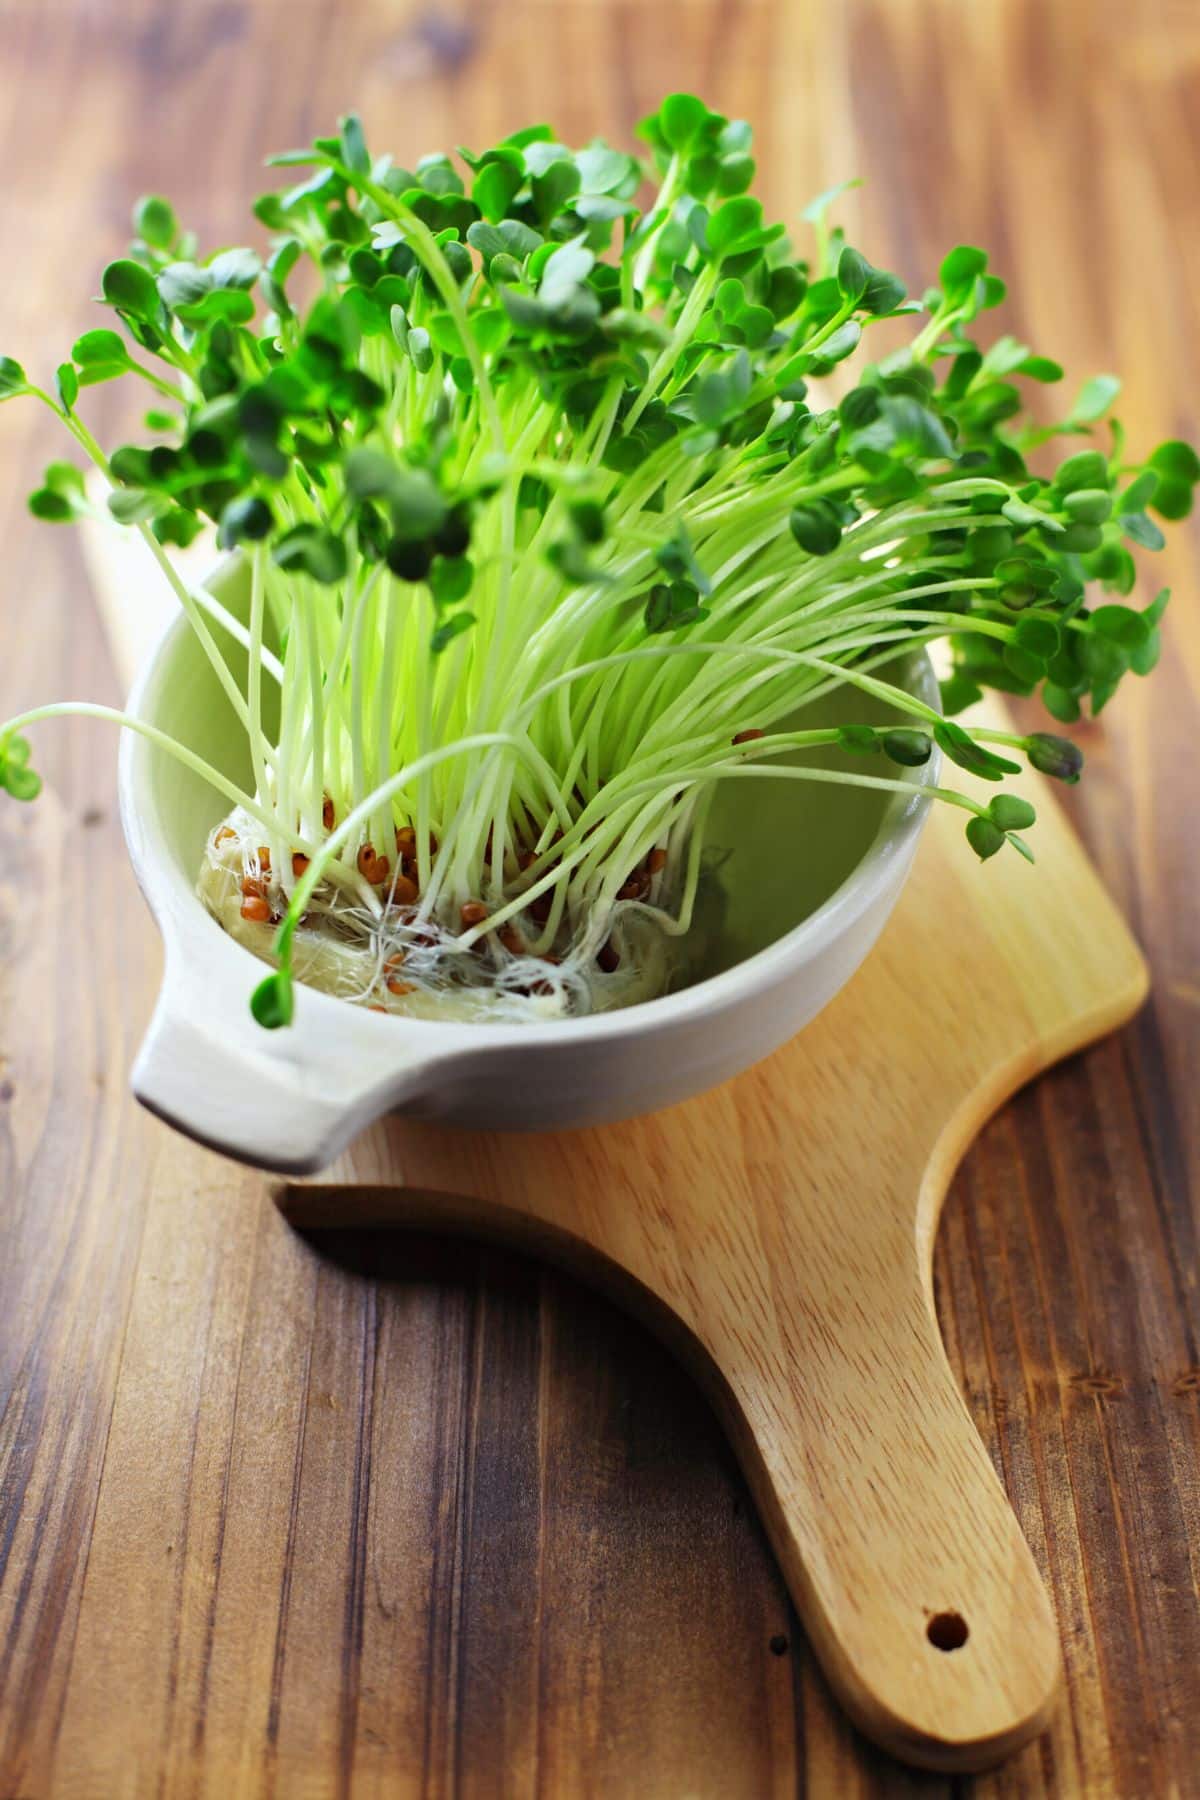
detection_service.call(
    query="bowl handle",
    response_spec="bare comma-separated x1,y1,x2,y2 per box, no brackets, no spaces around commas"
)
131,951,447,1173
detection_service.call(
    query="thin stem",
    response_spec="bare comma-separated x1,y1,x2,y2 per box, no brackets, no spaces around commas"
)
2,701,309,842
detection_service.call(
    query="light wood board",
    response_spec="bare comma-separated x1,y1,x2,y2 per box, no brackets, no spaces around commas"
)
291,746,1146,1771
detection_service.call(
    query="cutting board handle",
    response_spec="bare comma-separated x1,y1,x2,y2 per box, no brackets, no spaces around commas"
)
712,1181,1062,1771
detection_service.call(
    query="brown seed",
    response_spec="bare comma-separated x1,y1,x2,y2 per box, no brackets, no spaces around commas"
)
597,937,620,973
386,977,415,996
368,1003,387,1013
292,852,310,879
240,895,271,924
257,845,272,871
323,795,335,831
460,900,489,928
240,874,266,900
214,825,236,847
618,872,650,902
384,951,407,973
387,872,419,907
498,923,524,956
648,847,668,874
733,727,765,745
395,826,417,861
357,848,392,886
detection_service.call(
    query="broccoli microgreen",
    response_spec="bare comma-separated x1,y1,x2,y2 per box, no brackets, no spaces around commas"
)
0,95,1189,1027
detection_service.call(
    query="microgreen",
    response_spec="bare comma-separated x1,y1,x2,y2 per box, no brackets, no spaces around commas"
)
0,96,1188,1027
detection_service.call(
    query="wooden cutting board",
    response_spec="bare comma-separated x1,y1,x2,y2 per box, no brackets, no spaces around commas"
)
90,530,1148,1774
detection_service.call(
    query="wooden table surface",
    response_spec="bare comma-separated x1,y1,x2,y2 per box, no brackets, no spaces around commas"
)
1,2,1197,1795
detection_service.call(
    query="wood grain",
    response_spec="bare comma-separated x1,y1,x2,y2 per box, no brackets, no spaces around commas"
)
0,1,1197,1795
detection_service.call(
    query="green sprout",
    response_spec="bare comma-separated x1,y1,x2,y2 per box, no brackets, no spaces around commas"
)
0,96,1190,1027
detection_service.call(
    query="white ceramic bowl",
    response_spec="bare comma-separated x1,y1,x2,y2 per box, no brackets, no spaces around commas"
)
120,560,939,1172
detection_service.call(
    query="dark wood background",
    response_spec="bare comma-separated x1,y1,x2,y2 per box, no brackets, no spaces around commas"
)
1,1,1198,1794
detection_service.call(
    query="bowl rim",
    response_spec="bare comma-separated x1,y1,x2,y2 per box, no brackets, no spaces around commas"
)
120,560,941,1050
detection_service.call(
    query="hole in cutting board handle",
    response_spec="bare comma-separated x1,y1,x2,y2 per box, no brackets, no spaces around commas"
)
927,1610,969,1652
